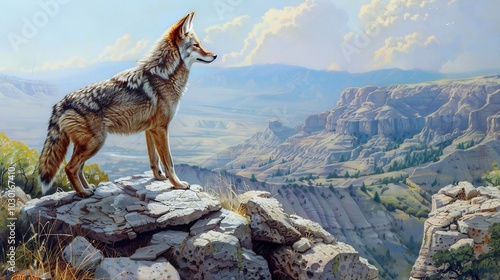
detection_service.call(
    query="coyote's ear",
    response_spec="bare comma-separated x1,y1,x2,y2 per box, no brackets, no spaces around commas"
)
180,12,194,36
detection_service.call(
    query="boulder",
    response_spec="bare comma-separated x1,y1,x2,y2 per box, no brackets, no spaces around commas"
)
292,237,313,253
449,238,475,251
63,236,103,273
94,257,180,280
182,230,271,280
269,242,378,280
130,244,171,261
244,195,301,245
289,214,336,244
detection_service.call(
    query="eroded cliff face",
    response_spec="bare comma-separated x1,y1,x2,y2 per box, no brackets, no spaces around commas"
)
325,75,500,140
410,182,500,279
209,76,500,189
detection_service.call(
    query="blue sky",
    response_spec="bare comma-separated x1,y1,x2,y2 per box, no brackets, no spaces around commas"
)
1,0,499,73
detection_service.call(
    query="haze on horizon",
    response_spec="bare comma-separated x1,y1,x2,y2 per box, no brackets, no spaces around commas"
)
0,0,498,75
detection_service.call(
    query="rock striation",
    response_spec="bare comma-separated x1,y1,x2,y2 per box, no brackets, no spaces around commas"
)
410,182,500,279
21,173,378,279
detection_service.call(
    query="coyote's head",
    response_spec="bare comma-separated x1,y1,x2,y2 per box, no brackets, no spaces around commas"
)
175,12,217,67
142,12,217,76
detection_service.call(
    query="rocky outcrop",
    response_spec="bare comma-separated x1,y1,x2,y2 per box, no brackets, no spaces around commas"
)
410,182,500,279
22,174,221,244
20,173,377,279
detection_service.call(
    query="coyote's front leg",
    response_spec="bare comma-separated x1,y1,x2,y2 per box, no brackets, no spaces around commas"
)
148,127,190,189
146,130,168,181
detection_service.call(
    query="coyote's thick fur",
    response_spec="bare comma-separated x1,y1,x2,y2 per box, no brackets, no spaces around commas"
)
38,12,216,197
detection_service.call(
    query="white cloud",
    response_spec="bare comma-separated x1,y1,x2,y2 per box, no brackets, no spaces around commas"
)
373,32,438,67
204,15,251,44
342,0,500,72
4,1,497,74
203,15,252,60
29,34,150,72
38,55,87,71
220,0,349,69
97,34,150,62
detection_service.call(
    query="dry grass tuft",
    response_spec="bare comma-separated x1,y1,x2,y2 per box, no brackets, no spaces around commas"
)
2,214,95,280
205,172,249,216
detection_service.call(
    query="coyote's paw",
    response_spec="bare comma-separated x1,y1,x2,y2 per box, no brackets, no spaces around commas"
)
75,184,96,198
153,170,168,181
76,188,95,198
173,181,190,190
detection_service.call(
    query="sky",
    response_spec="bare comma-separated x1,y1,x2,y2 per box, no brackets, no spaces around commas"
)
0,0,499,74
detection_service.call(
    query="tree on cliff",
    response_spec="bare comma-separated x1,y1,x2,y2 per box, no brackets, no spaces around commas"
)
430,223,500,280
0,132,40,196
482,161,500,187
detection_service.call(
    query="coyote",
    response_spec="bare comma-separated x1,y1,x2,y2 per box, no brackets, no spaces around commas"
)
38,12,216,197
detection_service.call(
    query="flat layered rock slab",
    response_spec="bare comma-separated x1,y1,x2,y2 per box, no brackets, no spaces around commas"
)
21,173,221,244
153,188,221,226
94,257,180,280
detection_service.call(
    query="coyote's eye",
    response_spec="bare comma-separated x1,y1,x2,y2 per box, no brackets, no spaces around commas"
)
193,43,200,48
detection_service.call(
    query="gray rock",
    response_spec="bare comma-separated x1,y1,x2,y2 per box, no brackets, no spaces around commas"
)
241,248,272,280
189,213,223,236
480,198,500,212
183,231,239,276
182,230,271,280
94,257,180,280
153,188,221,226
449,238,475,251
245,196,301,245
292,238,313,253
130,243,171,261
238,191,271,204
432,193,455,211
124,212,156,232
457,181,480,200
150,230,189,247
150,230,190,274
438,184,464,198
219,209,253,249
269,242,378,280
63,236,103,273
289,214,336,244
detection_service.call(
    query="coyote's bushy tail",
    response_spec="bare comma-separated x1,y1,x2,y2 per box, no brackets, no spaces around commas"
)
38,110,70,195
